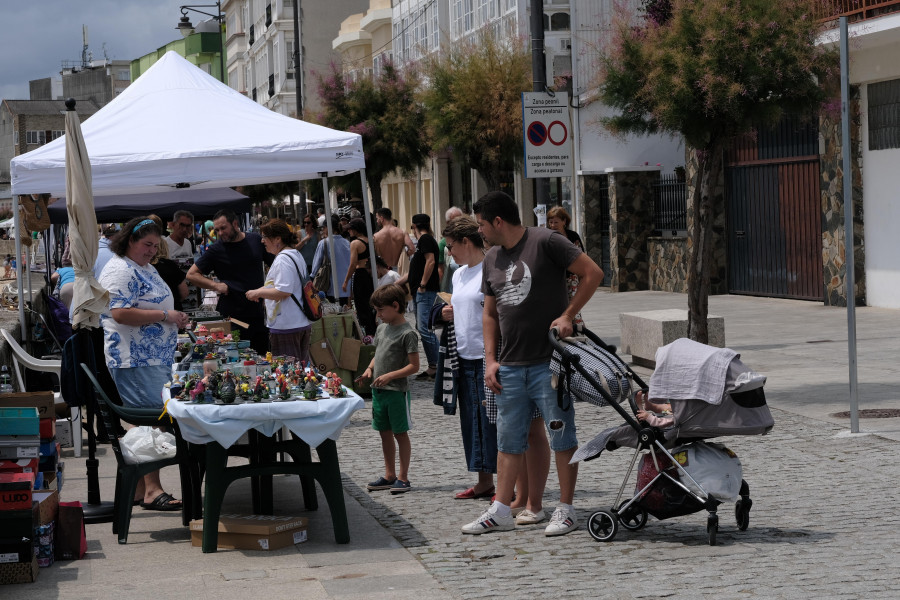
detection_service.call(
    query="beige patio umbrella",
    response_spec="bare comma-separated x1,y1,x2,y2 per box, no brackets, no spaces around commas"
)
65,98,108,329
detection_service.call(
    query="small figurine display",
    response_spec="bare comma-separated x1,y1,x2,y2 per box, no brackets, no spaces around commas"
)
220,370,237,404
277,374,291,401
253,375,267,401
169,374,184,398
190,378,206,402
324,372,345,397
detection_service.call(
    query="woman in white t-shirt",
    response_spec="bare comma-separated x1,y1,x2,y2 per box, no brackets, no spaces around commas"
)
245,219,311,363
439,217,499,500
98,216,190,511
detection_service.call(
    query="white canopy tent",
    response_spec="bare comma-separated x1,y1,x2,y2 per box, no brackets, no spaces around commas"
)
8,51,376,336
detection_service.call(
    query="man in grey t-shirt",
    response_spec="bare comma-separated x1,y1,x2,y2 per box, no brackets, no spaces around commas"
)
461,191,603,538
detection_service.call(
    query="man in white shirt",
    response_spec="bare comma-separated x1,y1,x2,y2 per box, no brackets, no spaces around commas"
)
165,210,195,259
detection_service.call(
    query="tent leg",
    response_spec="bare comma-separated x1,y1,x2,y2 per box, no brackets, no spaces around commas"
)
359,169,379,292
320,174,342,301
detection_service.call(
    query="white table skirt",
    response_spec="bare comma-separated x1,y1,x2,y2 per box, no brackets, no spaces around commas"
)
164,390,365,449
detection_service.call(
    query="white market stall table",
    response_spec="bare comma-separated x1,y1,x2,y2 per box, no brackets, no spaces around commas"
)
165,392,364,553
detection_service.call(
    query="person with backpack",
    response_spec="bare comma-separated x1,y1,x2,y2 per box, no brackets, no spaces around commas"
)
245,219,312,363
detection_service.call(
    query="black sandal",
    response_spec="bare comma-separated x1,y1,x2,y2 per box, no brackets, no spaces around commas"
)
140,492,182,512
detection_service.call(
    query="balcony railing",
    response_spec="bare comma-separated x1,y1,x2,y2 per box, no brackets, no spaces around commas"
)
815,0,900,24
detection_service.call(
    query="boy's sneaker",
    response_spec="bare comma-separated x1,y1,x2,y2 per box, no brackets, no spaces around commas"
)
515,508,546,525
366,476,396,491
544,506,578,536
461,506,515,535
389,479,412,494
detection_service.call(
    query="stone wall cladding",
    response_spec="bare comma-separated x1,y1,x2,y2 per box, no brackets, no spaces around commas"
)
649,236,688,293
820,84,865,307
609,170,655,292
581,174,607,271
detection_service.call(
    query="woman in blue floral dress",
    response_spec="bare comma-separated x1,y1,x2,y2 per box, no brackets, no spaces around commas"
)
98,216,190,511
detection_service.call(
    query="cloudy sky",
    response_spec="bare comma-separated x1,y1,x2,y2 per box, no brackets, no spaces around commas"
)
0,0,209,100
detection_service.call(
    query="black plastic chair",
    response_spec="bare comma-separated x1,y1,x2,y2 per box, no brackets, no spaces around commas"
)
80,364,200,543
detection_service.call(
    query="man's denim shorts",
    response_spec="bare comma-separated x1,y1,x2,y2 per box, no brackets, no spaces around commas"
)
494,361,577,454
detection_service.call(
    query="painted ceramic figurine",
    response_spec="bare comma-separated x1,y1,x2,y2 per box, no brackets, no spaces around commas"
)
220,370,237,404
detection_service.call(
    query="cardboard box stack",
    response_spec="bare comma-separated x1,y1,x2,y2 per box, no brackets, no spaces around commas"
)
0,396,65,584
189,514,308,551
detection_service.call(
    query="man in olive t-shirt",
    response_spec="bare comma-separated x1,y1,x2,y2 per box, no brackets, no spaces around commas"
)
461,191,603,538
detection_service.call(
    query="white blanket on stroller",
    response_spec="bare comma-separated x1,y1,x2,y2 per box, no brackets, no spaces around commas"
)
649,338,737,405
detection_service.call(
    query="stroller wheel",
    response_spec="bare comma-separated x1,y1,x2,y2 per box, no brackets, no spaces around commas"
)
616,502,648,531
735,498,752,531
707,514,718,546
588,510,618,542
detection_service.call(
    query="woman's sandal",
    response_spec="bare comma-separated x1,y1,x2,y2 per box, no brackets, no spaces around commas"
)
140,492,183,512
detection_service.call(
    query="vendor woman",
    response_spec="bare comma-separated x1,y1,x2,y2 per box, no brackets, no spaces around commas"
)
98,216,190,511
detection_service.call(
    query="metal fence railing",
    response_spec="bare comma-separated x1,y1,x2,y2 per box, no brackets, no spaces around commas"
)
652,174,687,233
814,0,900,23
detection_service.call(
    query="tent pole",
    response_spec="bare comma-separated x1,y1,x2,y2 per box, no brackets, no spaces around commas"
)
320,174,341,303
359,169,378,291
13,196,25,339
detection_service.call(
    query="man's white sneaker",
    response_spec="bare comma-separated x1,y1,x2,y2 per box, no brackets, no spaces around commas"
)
514,509,546,525
461,507,515,535
544,506,578,536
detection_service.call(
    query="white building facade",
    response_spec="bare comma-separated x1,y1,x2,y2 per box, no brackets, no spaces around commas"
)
222,0,368,118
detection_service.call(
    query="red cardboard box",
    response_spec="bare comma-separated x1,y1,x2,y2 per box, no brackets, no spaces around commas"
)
0,473,35,511
0,458,38,474
39,418,55,440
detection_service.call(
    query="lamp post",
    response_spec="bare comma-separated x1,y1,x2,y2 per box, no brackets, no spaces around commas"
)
176,2,226,83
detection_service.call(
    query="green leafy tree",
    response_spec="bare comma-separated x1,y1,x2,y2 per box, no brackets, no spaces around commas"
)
420,29,531,192
314,61,429,210
597,0,837,342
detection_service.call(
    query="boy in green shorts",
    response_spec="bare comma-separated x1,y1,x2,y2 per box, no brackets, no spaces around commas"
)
358,284,420,494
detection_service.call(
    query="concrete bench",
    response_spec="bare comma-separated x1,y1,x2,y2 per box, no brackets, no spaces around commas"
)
620,309,725,368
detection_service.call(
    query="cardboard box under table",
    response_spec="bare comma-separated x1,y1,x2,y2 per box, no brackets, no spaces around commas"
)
165,391,364,553
189,514,308,550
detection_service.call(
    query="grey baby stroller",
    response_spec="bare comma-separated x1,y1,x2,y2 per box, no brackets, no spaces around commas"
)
549,328,774,546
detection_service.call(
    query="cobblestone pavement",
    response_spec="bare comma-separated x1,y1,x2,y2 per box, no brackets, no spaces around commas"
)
337,388,898,599
333,292,900,599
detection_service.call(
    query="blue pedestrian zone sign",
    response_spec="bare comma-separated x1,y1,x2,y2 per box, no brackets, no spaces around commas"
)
522,92,573,178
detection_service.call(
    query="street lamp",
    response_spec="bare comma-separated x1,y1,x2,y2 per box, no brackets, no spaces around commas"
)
175,2,225,83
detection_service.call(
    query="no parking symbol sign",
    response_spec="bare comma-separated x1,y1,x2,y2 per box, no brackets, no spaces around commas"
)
522,92,573,178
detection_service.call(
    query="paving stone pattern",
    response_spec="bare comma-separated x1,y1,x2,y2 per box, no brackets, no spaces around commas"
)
335,375,900,599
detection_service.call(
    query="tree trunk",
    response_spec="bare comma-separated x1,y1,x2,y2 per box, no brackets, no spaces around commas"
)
368,175,384,211
686,144,722,344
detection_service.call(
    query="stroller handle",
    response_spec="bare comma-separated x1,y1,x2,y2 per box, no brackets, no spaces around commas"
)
548,327,580,365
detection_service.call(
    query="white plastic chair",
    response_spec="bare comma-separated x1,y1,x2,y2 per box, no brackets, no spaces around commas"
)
1,329,82,457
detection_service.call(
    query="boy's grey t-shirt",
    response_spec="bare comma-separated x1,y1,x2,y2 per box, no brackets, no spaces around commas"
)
482,227,581,365
372,321,419,392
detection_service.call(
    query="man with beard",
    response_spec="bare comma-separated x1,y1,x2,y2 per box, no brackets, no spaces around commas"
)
461,191,603,538
186,210,273,353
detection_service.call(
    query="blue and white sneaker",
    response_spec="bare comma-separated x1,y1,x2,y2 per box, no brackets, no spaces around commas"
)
461,506,515,535
544,505,578,536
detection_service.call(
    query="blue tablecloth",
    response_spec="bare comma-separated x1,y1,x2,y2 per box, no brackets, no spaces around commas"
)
164,390,364,449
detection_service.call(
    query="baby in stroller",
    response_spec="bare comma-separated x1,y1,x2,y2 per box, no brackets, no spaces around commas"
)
634,391,672,428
